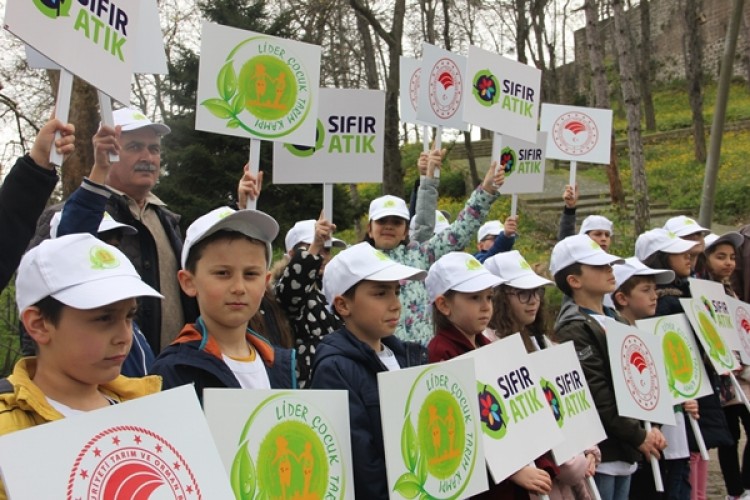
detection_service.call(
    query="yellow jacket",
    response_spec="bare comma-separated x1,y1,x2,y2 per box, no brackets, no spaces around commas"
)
0,357,161,500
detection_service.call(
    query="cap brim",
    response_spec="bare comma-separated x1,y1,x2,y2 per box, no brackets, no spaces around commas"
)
673,227,710,237
507,273,553,289
662,238,699,254
634,268,675,285
578,253,625,267
708,232,743,251
451,273,506,293
370,210,410,221
367,262,427,282
121,123,171,136
52,276,163,309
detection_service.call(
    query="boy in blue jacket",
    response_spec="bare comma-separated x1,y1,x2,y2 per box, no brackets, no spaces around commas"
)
310,242,427,499
151,207,296,401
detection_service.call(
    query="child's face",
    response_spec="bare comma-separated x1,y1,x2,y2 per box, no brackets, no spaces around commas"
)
619,279,658,320
335,280,402,341
439,289,494,336
573,264,617,295
179,238,270,333
586,230,611,252
30,298,136,386
707,243,736,281
506,287,543,329
368,217,408,250
667,252,692,278
477,235,496,252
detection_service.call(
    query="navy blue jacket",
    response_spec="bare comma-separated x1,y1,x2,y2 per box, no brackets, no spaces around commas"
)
473,230,516,263
310,329,427,500
151,318,296,403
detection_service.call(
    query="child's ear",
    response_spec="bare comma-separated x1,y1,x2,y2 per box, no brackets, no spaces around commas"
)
265,271,271,287
434,295,452,316
22,307,53,346
366,221,374,239
333,296,350,317
177,270,198,297
566,273,582,291
613,291,628,308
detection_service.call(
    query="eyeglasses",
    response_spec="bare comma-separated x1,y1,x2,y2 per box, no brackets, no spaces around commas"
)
507,287,545,304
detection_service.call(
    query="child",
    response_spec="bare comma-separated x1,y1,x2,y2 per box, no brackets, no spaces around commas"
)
365,158,505,346
150,207,296,401
552,234,665,500
309,242,427,499
663,216,710,274
610,257,674,326
474,217,518,263
556,184,614,252
0,233,163,499
484,250,600,499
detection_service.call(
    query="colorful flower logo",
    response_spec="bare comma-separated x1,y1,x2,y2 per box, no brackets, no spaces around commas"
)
472,71,498,107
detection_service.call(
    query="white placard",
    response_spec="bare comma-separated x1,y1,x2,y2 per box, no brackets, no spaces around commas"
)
0,385,233,498
490,131,548,195
399,57,429,126
204,389,354,500
196,22,321,146
416,43,469,131
636,314,714,404
273,88,385,184
459,335,563,484
688,277,740,351
539,104,613,164
378,358,488,499
464,45,542,143
605,320,676,425
530,342,606,464
681,297,739,375
727,296,750,365
24,0,168,76
5,0,141,103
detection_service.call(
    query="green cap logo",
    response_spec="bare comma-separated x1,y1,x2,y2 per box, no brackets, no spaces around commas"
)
383,200,396,208
465,258,482,271
89,246,120,270
519,258,531,270
590,240,601,250
373,249,390,261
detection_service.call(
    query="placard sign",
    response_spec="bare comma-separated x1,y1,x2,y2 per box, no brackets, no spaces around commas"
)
464,45,542,143
539,104,613,164
416,43,469,130
605,321,676,425
688,277,740,351
0,385,233,498
273,88,385,183
5,0,141,103
400,56,429,125
727,296,750,365
529,342,606,464
204,389,354,500
636,314,714,403
490,131,548,195
458,335,563,484
681,297,739,375
378,358,488,499
196,22,321,146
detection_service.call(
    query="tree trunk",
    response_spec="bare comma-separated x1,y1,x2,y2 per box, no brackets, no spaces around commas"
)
639,0,657,131
584,0,625,208
684,0,707,163
515,0,529,64
612,0,650,234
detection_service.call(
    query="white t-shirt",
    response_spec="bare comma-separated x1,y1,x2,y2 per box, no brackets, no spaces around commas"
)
47,393,119,417
223,353,271,389
378,344,401,371
596,460,637,476
662,407,690,460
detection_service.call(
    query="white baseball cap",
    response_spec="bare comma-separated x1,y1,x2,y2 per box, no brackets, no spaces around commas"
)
49,210,137,239
477,220,503,243
550,234,625,276
284,219,346,252
181,207,279,269
16,233,162,312
484,250,553,289
368,195,409,221
614,256,675,290
635,228,699,262
426,252,506,303
113,108,171,136
579,215,614,235
663,215,709,237
704,232,743,253
409,210,450,239
322,242,426,309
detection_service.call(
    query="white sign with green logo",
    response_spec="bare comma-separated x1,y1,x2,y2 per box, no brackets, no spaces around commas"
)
272,88,385,184
204,389,354,500
727,296,750,365
0,385,233,498
416,43,469,131
605,321,676,425
196,22,321,146
463,45,542,143
378,358,487,499
680,296,739,375
688,277,741,351
529,342,606,464
490,131,548,195
5,0,141,103
636,314,713,404
539,104,613,164
458,335,563,484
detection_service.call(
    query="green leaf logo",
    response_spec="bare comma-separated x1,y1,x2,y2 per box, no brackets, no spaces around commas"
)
231,441,257,499
465,257,482,271
519,258,531,270
89,246,120,270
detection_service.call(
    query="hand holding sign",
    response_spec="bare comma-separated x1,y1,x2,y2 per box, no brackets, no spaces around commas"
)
89,124,121,184
563,184,579,209
310,210,337,254
29,117,76,170
504,216,518,238
238,163,263,208
483,161,505,194
425,147,446,179
510,465,552,495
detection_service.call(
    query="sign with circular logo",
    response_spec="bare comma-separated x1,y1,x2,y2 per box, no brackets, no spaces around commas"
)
621,334,660,411
472,70,498,107
540,378,565,429
735,304,750,358
67,425,200,499
230,393,347,500
397,367,479,499
409,67,422,113
478,382,509,439
427,57,463,119
692,300,734,369
655,317,702,399
551,111,599,156
499,146,517,176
